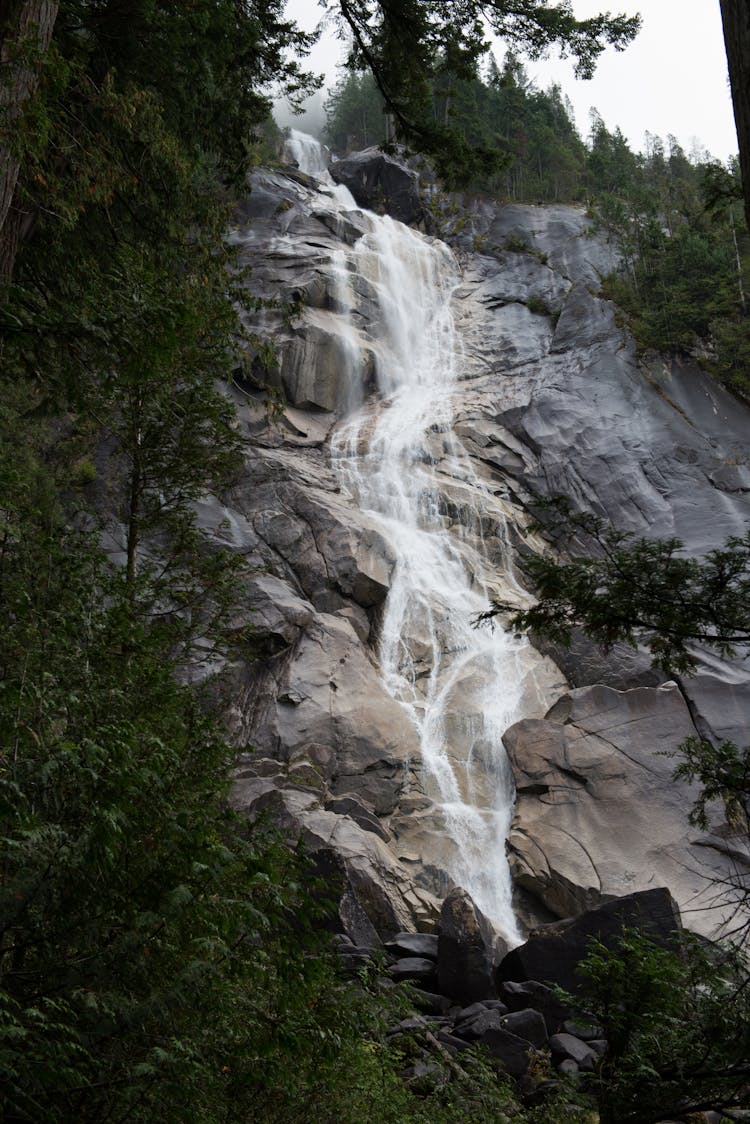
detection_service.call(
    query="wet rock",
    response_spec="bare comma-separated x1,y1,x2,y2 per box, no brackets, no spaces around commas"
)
437,888,506,1003
330,148,424,226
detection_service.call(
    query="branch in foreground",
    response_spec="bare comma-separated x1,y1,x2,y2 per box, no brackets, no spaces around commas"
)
476,502,750,673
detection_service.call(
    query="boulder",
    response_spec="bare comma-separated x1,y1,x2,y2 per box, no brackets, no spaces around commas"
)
385,932,439,960
549,1033,598,1071
498,980,572,1036
453,1008,506,1041
497,887,682,996
389,957,438,987
436,1029,474,1052
480,1028,538,1078
413,991,454,1016
499,1009,548,1049
330,148,424,226
437,887,507,1003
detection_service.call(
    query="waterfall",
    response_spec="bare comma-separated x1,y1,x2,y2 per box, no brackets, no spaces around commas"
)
283,135,553,942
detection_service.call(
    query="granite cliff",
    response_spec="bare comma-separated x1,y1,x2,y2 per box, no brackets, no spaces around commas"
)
201,135,750,944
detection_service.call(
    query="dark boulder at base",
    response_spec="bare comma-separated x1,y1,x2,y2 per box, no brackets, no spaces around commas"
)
499,1008,548,1049
497,887,682,996
549,1032,599,1071
385,932,439,960
480,1027,540,1078
437,887,507,1004
499,979,572,1035
330,149,424,226
452,1007,506,1041
389,956,438,988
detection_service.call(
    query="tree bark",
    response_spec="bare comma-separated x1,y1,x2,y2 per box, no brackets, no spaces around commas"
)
719,0,750,231
0,0,59,280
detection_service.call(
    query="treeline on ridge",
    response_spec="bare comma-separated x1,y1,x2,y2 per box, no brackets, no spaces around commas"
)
324,58,750,399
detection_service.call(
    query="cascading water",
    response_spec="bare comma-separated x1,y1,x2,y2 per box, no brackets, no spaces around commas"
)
283,133,553,942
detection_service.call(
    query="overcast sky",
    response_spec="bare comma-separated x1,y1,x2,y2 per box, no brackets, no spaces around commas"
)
282,0,738,162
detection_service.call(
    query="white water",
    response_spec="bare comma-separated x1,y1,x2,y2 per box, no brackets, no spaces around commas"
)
285,128,358,212
286,135,551,942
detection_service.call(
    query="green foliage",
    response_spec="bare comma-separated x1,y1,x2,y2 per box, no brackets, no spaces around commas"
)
323,53,589,202
586,129,750,401
323,70,388,152
480,501,750,673
575,930,750,1123
673,736,750,833
526,293,552,316
325,0,639,186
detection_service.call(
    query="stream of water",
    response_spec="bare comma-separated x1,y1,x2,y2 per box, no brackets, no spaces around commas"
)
286,131,551,941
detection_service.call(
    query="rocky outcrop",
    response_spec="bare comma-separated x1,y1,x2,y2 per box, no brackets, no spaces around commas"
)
230,768,440,938
498,887,682,994
503,683,750,936
449,200,750,751
340,888,689,1094
330,148,425,225
436,888,505,1003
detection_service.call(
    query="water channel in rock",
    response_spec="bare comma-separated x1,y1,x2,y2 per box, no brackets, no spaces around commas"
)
285,132,555,940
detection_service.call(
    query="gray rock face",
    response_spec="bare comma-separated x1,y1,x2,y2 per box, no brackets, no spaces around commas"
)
451,200,750,752
210,147,750,943
386,932,439,959
503,684,750,935
330,148,424,225
229,779,439,937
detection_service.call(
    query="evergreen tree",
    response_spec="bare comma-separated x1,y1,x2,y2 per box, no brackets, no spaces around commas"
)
327,0,639,183
323,70,387,152
479,501,750,675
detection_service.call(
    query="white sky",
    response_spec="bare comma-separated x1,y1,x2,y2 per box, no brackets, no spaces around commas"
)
283,0,738,162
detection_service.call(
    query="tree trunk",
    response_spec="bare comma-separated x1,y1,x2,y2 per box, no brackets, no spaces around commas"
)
0,0,59,280
720,0,750,232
